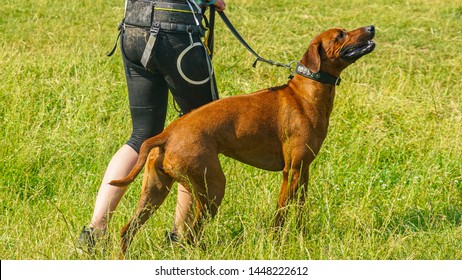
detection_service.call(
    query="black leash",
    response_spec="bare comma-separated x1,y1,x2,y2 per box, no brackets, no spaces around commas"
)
207,5,216,59
217,11,293,70
217,11,341,86
106,7,340,86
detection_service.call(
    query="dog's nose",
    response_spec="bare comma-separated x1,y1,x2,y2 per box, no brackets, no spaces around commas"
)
366,25,375,34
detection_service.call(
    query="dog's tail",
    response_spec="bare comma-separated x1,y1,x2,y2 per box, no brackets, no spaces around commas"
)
109,136,166,187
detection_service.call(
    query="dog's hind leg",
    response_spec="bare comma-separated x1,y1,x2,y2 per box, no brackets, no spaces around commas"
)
120,149,174,257
181,155,226,244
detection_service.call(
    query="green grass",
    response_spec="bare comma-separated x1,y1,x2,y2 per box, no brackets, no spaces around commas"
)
1,0,461,259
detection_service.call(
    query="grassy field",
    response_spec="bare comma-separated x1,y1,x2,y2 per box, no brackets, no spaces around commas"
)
1,0,461,260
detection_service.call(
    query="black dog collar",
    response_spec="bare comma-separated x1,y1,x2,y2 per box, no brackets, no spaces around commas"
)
295,63,341,86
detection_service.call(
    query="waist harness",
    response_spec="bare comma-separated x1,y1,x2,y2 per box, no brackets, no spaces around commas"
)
108,0,218,101
108,0,206,55
123,0,205,69
124,0,203,29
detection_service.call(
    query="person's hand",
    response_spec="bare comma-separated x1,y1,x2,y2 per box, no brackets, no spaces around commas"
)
213,0,226,11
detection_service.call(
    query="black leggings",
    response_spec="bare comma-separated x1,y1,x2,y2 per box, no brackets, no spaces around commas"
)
121,25,218,153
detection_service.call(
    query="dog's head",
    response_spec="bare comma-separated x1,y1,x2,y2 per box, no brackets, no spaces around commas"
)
301,26,376,77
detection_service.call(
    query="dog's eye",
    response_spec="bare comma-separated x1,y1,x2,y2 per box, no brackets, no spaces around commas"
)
336,31,346,41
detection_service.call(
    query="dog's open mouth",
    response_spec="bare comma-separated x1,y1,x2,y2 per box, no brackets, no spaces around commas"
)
340,39,376,61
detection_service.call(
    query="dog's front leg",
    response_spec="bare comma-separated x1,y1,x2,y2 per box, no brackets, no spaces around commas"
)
274,164,309,229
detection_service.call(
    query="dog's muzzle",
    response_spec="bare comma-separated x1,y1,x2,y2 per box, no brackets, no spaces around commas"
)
340,25,376,61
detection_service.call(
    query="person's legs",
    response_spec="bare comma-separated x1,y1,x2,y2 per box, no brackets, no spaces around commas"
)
79,27,171,249
80,27,218,247
88,28,170,228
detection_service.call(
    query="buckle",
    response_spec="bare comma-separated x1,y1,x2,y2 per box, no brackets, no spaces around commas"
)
150,22,161,35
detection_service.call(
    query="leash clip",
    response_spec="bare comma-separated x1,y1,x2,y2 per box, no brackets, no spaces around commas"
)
288,60,298,75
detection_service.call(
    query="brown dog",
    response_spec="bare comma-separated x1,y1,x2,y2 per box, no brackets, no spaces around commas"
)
111,26,376,254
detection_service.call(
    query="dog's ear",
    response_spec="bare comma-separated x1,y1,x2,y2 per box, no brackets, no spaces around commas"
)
302,42,321,73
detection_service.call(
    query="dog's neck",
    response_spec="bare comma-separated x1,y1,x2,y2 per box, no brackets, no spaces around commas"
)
289,74,337,121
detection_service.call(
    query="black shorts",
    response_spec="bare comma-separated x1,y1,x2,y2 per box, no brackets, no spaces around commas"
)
121,24,218,153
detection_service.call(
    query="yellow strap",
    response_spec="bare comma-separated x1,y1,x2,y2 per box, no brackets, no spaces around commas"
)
154,7,198,14
203,27,212,55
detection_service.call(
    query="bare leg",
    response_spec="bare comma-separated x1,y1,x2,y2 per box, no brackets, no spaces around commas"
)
171,183,194,239
89,144,138,230
177,154,226,244
89,144,194,234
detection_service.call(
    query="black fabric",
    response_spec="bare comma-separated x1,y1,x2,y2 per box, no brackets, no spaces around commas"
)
121,25,218,153
124,0,155,27
125,0,199,27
